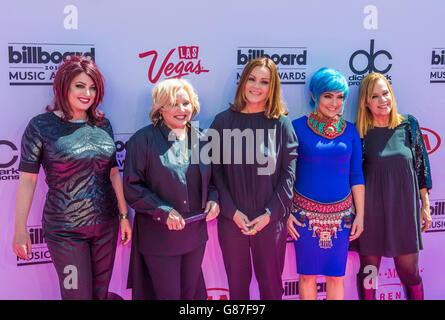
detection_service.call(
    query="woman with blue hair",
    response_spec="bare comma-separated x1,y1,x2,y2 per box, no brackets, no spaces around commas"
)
287,68,365,299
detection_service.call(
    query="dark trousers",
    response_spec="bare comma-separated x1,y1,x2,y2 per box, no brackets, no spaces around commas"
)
218,216,287,300
44,218,119,300
142,244,207,300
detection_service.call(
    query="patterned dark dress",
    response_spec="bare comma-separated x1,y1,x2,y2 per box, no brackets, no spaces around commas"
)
351,114,432,257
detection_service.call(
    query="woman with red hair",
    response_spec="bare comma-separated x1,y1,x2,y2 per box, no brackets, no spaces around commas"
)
12,55,131,300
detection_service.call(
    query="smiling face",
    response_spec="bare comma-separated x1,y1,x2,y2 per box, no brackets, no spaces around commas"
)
315,91,345,119
160,88,193,130
244,66,271,110
365,78,393,123
67,72,97,119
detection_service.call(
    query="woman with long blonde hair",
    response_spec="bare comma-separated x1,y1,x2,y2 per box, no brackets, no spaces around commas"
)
352,73,432,300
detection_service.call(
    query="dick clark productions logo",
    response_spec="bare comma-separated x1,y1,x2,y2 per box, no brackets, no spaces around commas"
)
139,46,209,83
348,39,392,86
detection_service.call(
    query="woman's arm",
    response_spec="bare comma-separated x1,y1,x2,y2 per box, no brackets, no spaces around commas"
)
350,184,365,241
420,188,432,232
110,167,131,245
12,172,38,260
350,125,365,241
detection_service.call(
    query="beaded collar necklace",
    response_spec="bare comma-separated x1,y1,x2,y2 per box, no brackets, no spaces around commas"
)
307,111,346,139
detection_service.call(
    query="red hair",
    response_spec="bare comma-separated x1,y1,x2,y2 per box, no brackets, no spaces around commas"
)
46,55,105,126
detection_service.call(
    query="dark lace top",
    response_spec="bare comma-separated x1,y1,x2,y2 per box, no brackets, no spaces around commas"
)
19,112,118,230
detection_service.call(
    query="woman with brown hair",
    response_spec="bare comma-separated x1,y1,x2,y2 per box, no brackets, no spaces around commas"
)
210,57,298,299
12,55,131,299
352,72,432,300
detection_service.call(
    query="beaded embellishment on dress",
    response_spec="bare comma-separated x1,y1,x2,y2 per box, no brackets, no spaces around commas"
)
291,191,354,249
307,112,347,139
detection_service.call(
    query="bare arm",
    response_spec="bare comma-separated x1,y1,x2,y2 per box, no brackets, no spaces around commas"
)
420,188,431,232
350,184,365,241
13,172,38,260
110,167,132,245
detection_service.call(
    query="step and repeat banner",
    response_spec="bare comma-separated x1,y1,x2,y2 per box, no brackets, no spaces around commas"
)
1,0,444,300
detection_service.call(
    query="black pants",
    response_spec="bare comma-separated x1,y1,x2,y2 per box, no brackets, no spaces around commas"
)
142,244,207,300
44,218,119,300
218,216,287,300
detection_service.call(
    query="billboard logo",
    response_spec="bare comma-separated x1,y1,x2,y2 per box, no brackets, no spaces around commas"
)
236,47,307,85
282,276,326,300
139,46,209,84
8,43,95,86
430,48,445,83
427,199,445,233
16,225,52,266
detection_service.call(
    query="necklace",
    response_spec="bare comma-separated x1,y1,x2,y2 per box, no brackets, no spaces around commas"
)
307,111,346,139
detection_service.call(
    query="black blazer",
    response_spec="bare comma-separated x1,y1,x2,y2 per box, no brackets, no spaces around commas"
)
123,122,218,256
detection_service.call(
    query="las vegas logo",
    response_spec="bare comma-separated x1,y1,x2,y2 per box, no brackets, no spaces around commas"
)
139,46,209,83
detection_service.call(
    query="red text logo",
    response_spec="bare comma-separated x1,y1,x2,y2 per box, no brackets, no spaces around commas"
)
139,46,209,83
421,127,441,155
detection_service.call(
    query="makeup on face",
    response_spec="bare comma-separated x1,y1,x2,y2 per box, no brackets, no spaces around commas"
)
68,72,97,120
316,91,345,119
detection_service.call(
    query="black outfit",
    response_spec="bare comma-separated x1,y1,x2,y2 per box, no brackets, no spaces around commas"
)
123,122,218,300
19,112,119,299
210,109,298,300
350,114,432,300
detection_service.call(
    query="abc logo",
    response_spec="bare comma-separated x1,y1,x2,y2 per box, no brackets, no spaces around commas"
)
349,39,392,75
0,140,18,168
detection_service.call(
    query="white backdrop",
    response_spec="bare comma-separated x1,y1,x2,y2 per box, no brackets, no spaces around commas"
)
1,0,444,300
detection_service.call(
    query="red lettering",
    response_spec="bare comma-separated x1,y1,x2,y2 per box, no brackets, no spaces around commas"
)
423,134,431,150
139,47,209,83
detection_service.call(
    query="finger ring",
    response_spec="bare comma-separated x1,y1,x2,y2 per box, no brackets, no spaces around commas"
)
251,229,257,235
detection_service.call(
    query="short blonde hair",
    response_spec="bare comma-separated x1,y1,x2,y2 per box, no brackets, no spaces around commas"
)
356,73,404,138
149,78,200,126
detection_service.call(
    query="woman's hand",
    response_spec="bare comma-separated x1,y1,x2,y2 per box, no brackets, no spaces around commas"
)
287,214,303,240
420,188,432,232
421,204,432,232
349,214,364,241
12,229,32,261
233,210,251,234
119,218,132,245
245,213,270,236
205,201,220,222
167,209,185,231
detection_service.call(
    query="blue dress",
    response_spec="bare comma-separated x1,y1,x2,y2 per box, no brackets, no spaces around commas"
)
291,115,364,276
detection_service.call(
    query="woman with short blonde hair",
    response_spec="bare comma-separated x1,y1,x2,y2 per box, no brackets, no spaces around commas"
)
124,78,219,300
149,78,200,126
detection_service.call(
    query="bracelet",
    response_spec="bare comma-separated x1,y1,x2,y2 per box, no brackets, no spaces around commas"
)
119,213,129,220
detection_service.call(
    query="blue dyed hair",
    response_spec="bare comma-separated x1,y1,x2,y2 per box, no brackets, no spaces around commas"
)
309,67,349,114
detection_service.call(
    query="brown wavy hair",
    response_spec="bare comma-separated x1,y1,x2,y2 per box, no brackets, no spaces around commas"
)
231,57,287,119
46,55,105,126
